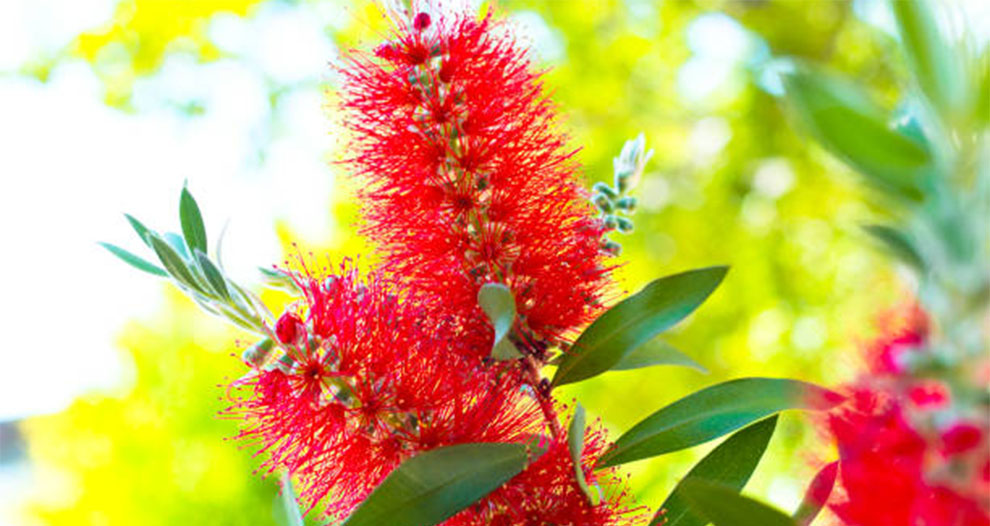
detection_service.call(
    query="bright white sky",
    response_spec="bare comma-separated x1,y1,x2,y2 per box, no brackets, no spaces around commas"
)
0,0,340,422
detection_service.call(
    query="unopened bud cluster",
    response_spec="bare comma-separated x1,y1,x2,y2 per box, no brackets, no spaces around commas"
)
593,133,652,256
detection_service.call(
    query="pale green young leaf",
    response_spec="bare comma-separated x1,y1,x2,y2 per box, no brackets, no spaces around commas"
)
99,242,167,277
477,283,522,360
180,185,208,255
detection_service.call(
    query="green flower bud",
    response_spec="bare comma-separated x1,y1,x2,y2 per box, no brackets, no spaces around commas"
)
592,182,617,199
615,196,637,212
603,215,619,230
594,194,614,213
602,240,622,256
241,338,274,367
615,171,633,193
615,216,634,233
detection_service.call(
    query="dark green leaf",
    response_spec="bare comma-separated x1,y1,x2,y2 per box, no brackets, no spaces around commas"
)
567,404,599,506
680,480,797,526
99,242,167,277
891,0,965,117
655,416,778,526
597,378,839,468
180,186,207,255
124,214,153,248
195,250,230,300
342,443,541,526
613,341,707,374
148,233,203,292
783,63,931,201
553,266,727,387
793,461,838,526
477,283,522,360
863,224,925,270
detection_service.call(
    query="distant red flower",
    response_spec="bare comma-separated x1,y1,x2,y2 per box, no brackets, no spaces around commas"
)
828,390,989,526
226,263,542,518
340,10,613,357
824,305,990,526
864,302,928,375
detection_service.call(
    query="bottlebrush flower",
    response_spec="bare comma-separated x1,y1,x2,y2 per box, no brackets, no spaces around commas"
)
446,419,646,526
225,262,543,519
827,390,990,526
823,305,990,526
338,8,613,357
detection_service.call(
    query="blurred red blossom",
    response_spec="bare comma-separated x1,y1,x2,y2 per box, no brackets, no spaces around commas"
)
824,306,990,526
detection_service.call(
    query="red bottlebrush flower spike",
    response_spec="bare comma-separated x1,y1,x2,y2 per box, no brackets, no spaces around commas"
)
339,11,613,357
225,262,542,519
447,419,647,526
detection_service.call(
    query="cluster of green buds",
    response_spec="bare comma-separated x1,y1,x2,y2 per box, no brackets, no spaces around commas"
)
100,186,274,337
592,133,652,256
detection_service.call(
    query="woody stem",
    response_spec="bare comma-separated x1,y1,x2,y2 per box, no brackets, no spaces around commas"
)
523,355,563,439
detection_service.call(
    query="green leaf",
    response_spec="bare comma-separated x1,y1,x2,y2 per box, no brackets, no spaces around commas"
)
99,242,168,277
276,473,305,526
782,63,932,201
613,341,707,374
342,443,541,526
147,232,203,292
680,480,797,526
553,266,727,387
793,461,838,526
163,232,190,260
124,214,153,248
891,0,965,117
655,416,778,526
477,283,522,360
195,250,230,300
596,378,839,469
180,185,208,255
863,224,925,270
567,404,600,506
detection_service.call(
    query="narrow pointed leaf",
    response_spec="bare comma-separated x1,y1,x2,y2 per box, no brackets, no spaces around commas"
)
147,233,202,292
793,461,838,526
478,283,522,360
783,63,931,201
342,443,541,526
163,232,190,260
680,480,797,526
276,473,305,526
654,416,778,526
597,378,840,468
99,242,168,277
124,214,153,248
567,404,599,506
553,266,727,386
180,186,207,254
891,0,965,116
863,224,925,270
613,341,707,373
195,250,230,300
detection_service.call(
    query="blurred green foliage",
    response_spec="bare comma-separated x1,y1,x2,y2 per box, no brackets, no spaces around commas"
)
18,0,940,523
